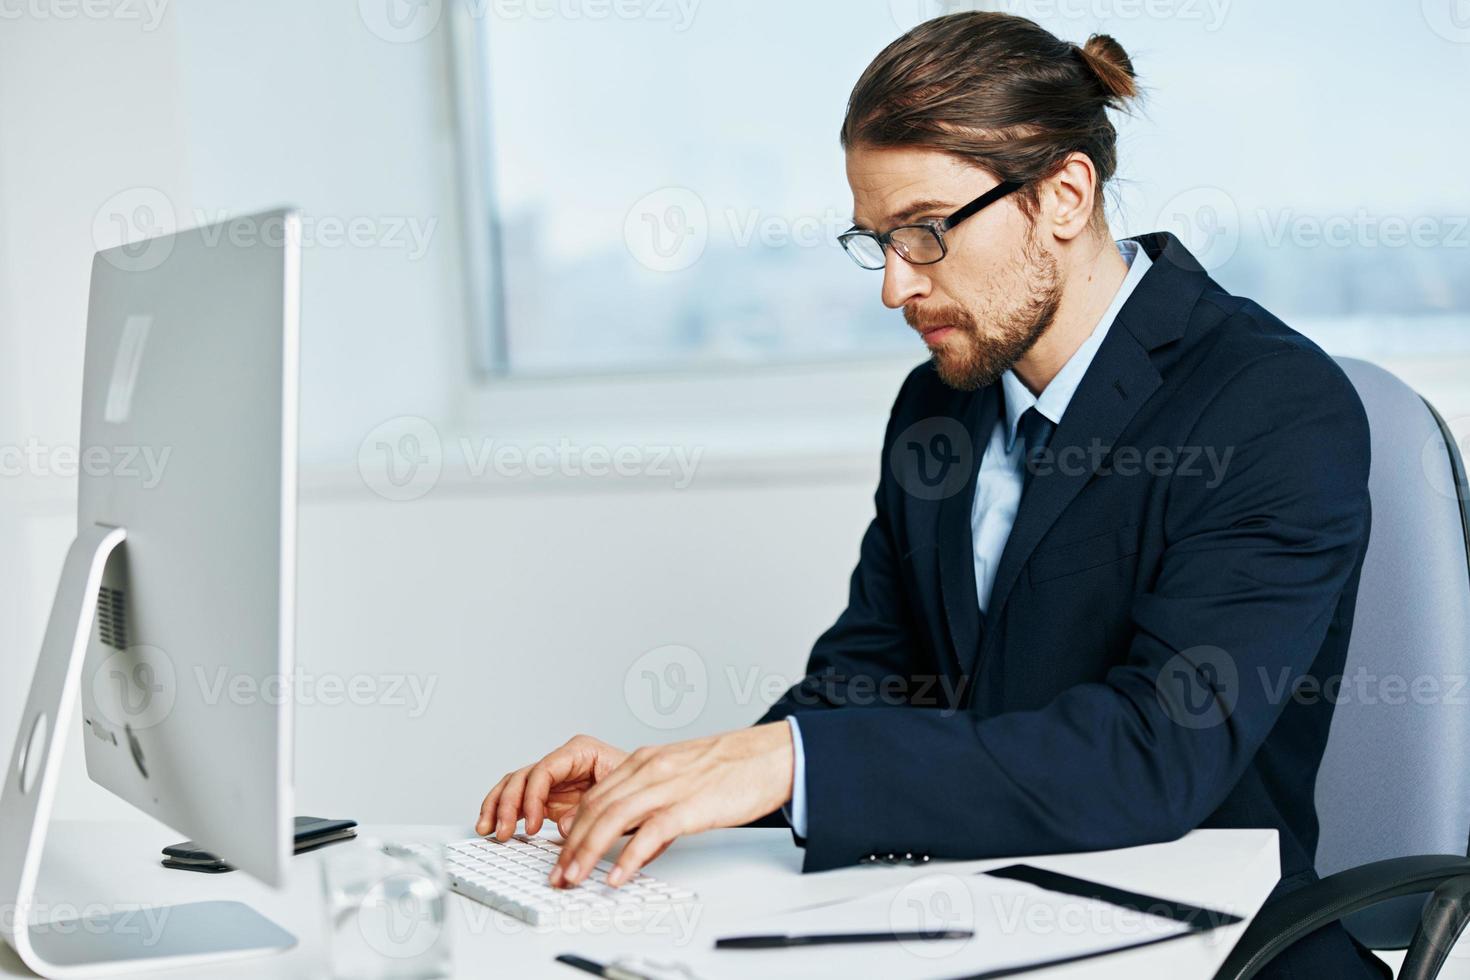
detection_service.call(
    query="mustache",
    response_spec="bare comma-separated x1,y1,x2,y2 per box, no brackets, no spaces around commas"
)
904,303,977,333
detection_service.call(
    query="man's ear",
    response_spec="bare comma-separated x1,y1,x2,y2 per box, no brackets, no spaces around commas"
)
1038,152,1100,243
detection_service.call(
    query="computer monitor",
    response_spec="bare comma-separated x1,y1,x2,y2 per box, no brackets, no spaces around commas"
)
0,209,302,976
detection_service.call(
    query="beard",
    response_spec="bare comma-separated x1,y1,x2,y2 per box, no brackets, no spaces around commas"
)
905,232,1064,391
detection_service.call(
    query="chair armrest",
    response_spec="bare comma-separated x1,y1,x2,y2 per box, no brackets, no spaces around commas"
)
1400,873,1470,980
1213,854,1470,980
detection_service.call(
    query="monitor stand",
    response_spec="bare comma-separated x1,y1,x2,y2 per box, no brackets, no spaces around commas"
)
0,524,296,978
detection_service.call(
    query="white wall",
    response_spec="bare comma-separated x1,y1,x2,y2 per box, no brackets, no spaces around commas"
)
0,5,194,823
290,477,871,822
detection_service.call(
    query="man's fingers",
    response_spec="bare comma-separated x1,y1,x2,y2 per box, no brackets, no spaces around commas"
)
554,795,644,887
555,782,677,887
525,746,604,834
606,811,682,887
553,758,655,855
558,750,681,857
476,774,511,836
494,767,532,841
574,752,642,813
478,737,624,840
522,764,556,834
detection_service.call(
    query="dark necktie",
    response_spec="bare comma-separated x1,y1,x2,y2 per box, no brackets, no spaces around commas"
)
1017,406,1057,488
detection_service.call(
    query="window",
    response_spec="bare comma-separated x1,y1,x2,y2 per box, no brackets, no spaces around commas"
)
456,1,1470,385
457,1,910,375
1095,2,1470,367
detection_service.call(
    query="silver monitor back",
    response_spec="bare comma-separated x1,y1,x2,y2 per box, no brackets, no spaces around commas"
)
76,209,300,886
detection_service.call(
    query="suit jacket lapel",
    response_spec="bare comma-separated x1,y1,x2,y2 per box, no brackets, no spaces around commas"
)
936,381,1000,682
923,231,1213,685
969,231,1208,678
983,329,1161,645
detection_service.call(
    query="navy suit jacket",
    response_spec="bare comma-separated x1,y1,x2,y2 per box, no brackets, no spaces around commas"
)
756,232,1373,900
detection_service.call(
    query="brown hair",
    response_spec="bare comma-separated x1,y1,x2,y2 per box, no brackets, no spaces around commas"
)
841,12,1139,223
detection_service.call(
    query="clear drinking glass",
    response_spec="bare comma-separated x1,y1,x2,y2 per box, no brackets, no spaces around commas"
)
321,839,452,980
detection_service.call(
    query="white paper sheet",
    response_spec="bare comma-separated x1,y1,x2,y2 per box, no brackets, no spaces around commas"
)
596,869,1207,980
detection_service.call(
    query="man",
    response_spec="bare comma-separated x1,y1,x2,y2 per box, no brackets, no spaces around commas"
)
478,12,1384,978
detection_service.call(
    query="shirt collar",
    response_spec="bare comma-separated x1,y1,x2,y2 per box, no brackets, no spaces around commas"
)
1001,238,1152,453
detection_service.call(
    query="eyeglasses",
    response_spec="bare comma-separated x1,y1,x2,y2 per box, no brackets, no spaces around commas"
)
838,180,1024,270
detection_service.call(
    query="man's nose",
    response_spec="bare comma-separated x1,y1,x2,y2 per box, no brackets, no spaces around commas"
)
880,251,930,309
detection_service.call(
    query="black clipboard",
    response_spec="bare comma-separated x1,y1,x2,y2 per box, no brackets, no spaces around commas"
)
943,863,1245,979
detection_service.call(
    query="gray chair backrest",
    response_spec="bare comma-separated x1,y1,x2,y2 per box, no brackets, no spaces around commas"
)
1314,357,1470,949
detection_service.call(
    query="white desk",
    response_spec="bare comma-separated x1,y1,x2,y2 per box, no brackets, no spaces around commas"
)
1,821,1280,979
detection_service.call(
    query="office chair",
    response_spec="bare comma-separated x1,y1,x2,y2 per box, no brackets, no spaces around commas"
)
1215,358,1470,980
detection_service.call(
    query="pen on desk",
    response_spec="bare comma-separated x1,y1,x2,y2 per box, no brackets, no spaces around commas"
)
554,953,652,979
714,929,973,949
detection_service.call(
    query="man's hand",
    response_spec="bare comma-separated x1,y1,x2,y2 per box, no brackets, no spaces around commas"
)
550,722,794,889
476,734,629,841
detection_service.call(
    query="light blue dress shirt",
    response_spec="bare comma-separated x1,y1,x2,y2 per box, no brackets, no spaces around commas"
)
784,239,1153,838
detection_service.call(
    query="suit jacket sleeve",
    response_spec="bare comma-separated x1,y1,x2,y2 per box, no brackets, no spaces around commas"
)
785,347,1372,871
743,366,932,834
754,366,929,728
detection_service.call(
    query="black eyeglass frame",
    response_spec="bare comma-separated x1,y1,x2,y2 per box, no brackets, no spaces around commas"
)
838,179,1025,270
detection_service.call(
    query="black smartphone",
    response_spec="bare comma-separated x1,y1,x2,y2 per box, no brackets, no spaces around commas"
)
162,816,357,872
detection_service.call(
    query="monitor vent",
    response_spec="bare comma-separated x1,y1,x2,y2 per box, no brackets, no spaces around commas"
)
97,586,127,649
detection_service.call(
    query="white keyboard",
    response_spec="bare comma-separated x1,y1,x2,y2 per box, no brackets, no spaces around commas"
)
443,834,697,927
